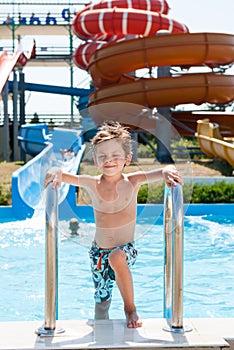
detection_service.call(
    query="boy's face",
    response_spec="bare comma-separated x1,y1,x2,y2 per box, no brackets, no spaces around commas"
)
94,139,131,175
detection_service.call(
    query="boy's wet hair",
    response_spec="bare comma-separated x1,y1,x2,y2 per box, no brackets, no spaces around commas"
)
91,121,133,156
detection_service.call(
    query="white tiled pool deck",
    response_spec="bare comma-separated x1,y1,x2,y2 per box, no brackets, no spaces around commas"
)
0,318,234,350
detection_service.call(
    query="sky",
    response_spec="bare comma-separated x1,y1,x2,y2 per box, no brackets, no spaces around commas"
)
1,0,234,120
169,0,233,35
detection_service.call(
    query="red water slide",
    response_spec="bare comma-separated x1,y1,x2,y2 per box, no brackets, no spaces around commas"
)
72,0,234,129
0,43,35,93
73,0,188,70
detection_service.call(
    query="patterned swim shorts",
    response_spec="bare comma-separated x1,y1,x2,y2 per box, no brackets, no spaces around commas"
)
89,241,138,303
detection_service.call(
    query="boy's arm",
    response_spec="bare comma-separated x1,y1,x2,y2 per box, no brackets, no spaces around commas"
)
44,167,93,189
129,165,183,187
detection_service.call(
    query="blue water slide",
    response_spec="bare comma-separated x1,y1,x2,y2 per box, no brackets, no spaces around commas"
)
18,123,52,157
12,127,86,220
10,81,93,219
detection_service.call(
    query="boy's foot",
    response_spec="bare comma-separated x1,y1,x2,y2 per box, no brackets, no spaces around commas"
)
125,311,142,328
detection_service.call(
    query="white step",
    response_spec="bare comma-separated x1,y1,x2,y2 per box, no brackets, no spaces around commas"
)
0,318,232,350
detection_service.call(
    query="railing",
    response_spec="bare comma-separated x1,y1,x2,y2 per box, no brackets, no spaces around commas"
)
163,182,192,333
36,180,191,335
0,45,72,54
0,114,81,127
36,183,64,335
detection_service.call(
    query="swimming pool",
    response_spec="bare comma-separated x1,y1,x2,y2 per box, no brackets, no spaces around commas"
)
1,206,233,323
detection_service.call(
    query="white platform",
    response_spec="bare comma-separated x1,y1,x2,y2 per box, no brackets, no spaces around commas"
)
0,318,233,350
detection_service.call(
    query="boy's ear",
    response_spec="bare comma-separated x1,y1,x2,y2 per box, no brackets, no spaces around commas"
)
125,154,132,166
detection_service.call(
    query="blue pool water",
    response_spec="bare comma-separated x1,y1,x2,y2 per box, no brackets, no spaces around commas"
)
0,211,234,322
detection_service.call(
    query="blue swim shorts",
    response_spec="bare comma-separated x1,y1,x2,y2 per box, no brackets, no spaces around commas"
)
89,241,138,303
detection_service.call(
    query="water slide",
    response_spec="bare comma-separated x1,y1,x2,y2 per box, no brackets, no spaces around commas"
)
0,43,35,93
171,110,234,137
0,43,87,220
8,0,234,218
72,0,234,130
8,75,91,220
196,119,234,168
12,127,86,220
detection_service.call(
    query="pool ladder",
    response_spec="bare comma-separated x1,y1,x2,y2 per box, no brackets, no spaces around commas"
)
36,183,64,335
37,182,191,335
163,183,192,333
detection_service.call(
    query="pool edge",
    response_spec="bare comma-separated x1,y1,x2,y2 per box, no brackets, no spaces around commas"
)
0,318,233,350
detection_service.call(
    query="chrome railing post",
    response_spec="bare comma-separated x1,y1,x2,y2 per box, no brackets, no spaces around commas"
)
36,183,64,336
163,185,173,320
163,183,192,333
171,183,184,328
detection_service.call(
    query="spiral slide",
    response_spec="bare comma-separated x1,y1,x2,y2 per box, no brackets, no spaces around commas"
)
72,0,234,129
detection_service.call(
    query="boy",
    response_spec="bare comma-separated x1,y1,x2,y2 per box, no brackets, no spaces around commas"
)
44,121,183,328
69,217,80,235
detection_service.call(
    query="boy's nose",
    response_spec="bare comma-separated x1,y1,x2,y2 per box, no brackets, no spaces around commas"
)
105,156,112,163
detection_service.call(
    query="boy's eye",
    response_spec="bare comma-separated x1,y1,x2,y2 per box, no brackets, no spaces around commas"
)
97,154,125,162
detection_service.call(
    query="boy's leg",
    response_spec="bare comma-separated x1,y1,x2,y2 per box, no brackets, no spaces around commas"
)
89,243,114,320
108,249,142,328
95,300,111,319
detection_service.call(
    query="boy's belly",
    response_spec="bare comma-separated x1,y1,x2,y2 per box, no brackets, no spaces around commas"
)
94,220,136,249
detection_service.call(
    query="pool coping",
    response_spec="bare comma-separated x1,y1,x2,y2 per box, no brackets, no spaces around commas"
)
1,203,234,220
0,318,233,350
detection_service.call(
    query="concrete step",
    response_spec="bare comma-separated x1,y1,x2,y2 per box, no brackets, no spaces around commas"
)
0,318,232,350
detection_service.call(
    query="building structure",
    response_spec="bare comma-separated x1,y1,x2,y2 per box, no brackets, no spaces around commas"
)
0,0,89,161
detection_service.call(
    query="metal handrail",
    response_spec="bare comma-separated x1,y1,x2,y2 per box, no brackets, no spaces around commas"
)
36,181,190,335
163,183,192,333
36,183,64,336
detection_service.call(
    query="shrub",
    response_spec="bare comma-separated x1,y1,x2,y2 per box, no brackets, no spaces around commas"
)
137,144,154,158
0,185,11,205
191,182,234,203
137,183,165,204
137,181,234,204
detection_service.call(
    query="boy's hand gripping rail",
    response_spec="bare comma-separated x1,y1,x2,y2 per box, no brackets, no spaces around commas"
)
36,183,64,336
163,183,192,333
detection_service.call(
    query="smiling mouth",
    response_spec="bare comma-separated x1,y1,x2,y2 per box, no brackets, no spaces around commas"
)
104,164,115,168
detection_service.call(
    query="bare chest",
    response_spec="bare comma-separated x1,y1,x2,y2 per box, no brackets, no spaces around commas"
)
91,178,137,213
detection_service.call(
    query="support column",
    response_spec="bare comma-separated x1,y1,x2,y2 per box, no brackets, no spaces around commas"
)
69,20,74,128
12,70,19,161
19,70,26,161
156,66,173,163
2,81,10,162
19,70,25,126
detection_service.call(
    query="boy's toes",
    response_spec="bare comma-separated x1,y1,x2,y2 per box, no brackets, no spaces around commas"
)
126,311,142,328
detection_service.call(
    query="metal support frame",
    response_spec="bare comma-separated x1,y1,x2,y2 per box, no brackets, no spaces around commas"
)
1,2,80,142
12,70,19,161
163,183,192,333
2,81,10,162
156,65,173,164
19,70,26,161
36,181,192,335
155,30,173,163
68,19,74,128
36,183,64,336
